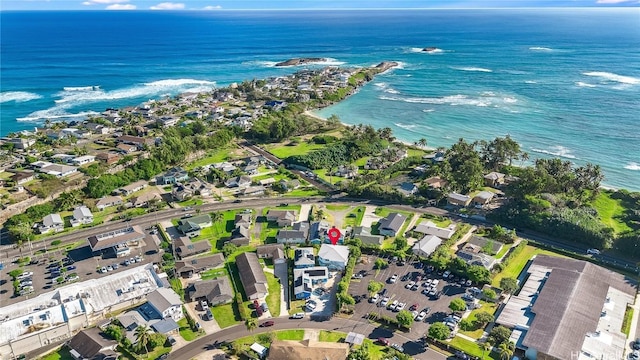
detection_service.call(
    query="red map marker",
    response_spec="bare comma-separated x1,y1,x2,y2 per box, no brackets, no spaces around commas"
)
328,227,341,245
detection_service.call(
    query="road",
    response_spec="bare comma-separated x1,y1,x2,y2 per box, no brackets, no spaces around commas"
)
167,317,448,360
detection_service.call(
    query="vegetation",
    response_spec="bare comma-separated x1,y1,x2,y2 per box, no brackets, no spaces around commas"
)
367,280,384,296
499,277,519,294
622,305,634,336
396,309,414,328
449,298,467,313
427,322,450,340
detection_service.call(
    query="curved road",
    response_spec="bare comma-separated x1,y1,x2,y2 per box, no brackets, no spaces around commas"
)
167,316,447,360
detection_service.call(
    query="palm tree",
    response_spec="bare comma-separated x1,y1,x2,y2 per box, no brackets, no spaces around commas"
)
498,341,515,360
418,138,428,148
245,317,257,332
210,211,224,236
57,191,81,211
481,342,492,359
134,324,151,358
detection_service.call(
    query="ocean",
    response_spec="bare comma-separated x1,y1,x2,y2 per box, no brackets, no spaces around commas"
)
1,9,639,190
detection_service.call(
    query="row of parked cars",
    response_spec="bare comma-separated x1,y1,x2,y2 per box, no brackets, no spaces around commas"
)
98,255,143,273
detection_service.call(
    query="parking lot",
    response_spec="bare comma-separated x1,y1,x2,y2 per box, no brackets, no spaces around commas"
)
349,254,470,337
304,272,340,319
0,228,162,306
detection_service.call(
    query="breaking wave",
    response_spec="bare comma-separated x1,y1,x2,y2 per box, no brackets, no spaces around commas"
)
529,46,553,52
63,86,100,91
17,109,99,122
452,66,493,73
575,82,597,88
583,71,640,85
379,92,519,108
624,162,640,171
409,47,444,54
531,146,578,159
0,91,43,103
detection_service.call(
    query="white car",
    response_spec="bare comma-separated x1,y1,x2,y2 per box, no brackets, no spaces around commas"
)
424,279,433,287
405,281,415,289
442,271,451,279
431,279,440,288
389,274,398,283
17,271,33,279
380,297,390,307
587,248,601,255
395,302,406,312
411,310,419,319
416,311,427,321
290,312,305,319
370,294,379,303
388,300,398,310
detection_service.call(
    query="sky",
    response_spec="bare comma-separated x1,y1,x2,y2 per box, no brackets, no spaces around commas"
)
1,0,639,11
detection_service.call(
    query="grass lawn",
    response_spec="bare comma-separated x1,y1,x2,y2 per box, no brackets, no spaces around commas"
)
200,267,229,280
491,245,566,287
407,148,429,157
211,303,241,328
260,222,279,244
288,299,307,315
622,305,634,336
144,345,171,360
178,318,203,341
459,301,498,339
275,329,305,341
317,331,387,360
495,245,511,260
312,169,343,185
353,156,370,168
417,215,451,228
265,272,282,317
284,187,324,198
374,207,414,220
40,346,75,360
266,141,326,159
187,146,237,170
449,337,499,360
326,204,351,211
592,191,633,234
177,198,203,207
343,206,366,228
263,205,302,215
319,330,345,342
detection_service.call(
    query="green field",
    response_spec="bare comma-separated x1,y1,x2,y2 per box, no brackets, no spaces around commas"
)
211,303,241,328
374,207,414,220
200,267,229,280
266,141,326,158
284,187,324,198
39,347,75,360
343,206,366,228
491,245,565,287
317,331,387,359
592,191,633,234
265,272,281,317
187,146,238,170
449,337,499,360
177,198,204,207
326,204,351,211
417,215,451,228
459,301,498,339
178,318,203,341
319,330,345,342
275,330,305,341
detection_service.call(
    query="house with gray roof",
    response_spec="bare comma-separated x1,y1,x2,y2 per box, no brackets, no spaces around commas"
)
186,278,233,306
351,226,383,246
484,171,505,188
413,221,456,240
266,209,297,227
68,328,118,360
496,255,636,360
71,205,94,227
146,288,183,321
294,247,315,269
174,236,211,259
39,213,64,234
96,195,123,211
377,213,406,237
236,252,268,300
256,244,286,263
318,244,350,270
472,191,495,207
447,192,471,207
276,229,307,244
466,236,503,255
175,253,225,278
412,235,443,258
230,225,251,246
397,182,418,196
157,166,189,185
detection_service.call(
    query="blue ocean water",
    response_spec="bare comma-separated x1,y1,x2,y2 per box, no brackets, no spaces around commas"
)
1,9,639,190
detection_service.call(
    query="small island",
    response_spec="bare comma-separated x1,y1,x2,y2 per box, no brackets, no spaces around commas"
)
275,57,327,67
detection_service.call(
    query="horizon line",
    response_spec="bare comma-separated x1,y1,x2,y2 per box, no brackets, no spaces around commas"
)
2,7,639,11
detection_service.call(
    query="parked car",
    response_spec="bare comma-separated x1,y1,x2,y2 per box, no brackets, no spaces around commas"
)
409,303,419,311
405,281,415,289
388,300,399,311
634,338,640,350
442,270,451,279
290,312,305,319
380,288,388,297
411,283,419,291
391,343,405,353
631,350,640,360
112,263,119,270
201,300,208,310
260,321,274,327
389,274,398,283
100,267,108,273
66,265,76,271
587,248,601,255
370,294,379,303
377,338,390,346
415,311,427,321
20,280,33,287
17,271,33,279
380,297,390,307
395,302,406,312
401,273,411,281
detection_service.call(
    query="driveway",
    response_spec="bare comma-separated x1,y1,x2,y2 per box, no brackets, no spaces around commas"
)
360,206,382,228
299,204,311,222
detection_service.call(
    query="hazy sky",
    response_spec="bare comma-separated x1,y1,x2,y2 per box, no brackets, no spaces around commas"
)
1,0,639,11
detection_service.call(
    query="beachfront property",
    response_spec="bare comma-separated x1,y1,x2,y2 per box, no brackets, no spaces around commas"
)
317,244,350,271
377,212,406,237
71,205,94,227
413,220,456,240
0,264,162,359
496,255,636,360
484,171,506,188
236,252,268,300
39,213,64,234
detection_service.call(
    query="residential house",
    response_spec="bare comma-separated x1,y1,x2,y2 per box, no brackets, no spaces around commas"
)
96,195,124,211
266,210,297,227
96,152,120,165
85,122,113,135
117,135,153,148
71,205,94,227
309,221,331,243
412,235,443,258
236,252,268,300
146,288,183,321
466,236,504,255
175,253,225,278
377,213,406,237
259,177,276,187
1,137,35,150
294,248,315,269
185,278,234,306
177,214,212,238
256,244,286,263
157,116,179,128
244,163,259,175
172,178,212,201
234,213,252,228
130,192,162,208
68,328,118,360
39,213,64,234
51,153,75,163
118,180,147,196
317,244,350,270
212,161,237,174
447,193,472,207
39,163,78,178
456,250,497,269
413,221,457,240
472,191,495,207
225,175,252,188
278,179,301,191
268,340,349,360
351,226,383,246
398,182,419,196
240,186,266,197
71,155,96,166
424,176,448,189
174,236,211,259
484,171,505,188
294,267,329,300
11,171,35,185
116,143,137,154
335,165,358,179
157,167,189,185
229,225,251,246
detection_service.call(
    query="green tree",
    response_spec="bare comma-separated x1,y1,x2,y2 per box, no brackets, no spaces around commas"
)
222,242,237,257
396,310,414,328
134,325,152,358
467,265,491,284
498,341,515,360
482,289,497,301
418,138,428,148
374,258,388,269
393,236,408,250
347,342,371,360
449,298,467,313
7,222,34,246
210,211,224,236
475,311,495,327
245,317,257,332
367,280,384,296
427,322,450,340
499,277,519,294
56,190,82,211
489,326,512,346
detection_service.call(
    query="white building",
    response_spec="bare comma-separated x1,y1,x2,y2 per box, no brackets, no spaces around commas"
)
71,155,96,166
146,288,184,321
71,205,93,227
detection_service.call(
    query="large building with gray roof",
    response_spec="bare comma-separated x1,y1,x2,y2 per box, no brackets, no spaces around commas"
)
236,252,268,300
496,255,636,360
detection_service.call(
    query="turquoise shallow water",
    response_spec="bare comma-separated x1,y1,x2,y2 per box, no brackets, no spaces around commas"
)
1,9,639,189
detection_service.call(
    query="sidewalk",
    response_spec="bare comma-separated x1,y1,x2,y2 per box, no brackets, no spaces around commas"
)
625,291,640,359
